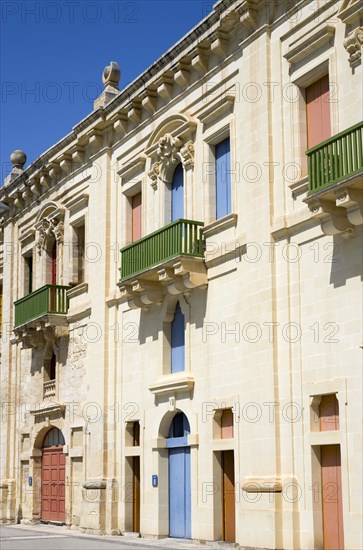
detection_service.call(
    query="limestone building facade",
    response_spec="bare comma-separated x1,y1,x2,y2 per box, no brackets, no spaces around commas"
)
1,1,362,548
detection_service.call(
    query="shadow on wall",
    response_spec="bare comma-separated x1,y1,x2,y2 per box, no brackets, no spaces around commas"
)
30,337,69,377
330,227,363,288
138,287,208,345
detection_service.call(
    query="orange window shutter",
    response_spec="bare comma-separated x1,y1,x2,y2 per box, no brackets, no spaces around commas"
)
306,75,331,149
132,193,142,242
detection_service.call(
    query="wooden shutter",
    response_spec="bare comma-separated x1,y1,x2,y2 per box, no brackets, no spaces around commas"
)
171,164,184,222
51,242,57,284
171,302,185,373
306,75,331,149
215,137,231,219
132,193,142,242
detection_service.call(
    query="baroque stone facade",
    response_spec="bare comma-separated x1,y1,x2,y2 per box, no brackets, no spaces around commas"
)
1,1,362,548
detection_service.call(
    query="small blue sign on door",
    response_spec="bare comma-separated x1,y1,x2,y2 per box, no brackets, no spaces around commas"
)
152,475,158,487
28,477,32,486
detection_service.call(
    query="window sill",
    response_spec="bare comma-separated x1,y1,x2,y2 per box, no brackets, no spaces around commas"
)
203,213,237,237
288,175,308,199
149,373,195,396
67,282,88,299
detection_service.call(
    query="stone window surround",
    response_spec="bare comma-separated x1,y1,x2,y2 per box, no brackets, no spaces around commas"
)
203,120,235,227
288,50,339,184
148,294,194,397
302,377,349,549
64,193,89,288
118,155,146,248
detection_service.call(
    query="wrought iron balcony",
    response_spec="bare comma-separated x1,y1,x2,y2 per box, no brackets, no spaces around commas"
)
305,122,363,235
307,121,363,195
119,219,207,308
13,285,70,347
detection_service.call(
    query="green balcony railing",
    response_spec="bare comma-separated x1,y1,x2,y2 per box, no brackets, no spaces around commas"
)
120,219,204,282
14,284,70,328
307,121,363,195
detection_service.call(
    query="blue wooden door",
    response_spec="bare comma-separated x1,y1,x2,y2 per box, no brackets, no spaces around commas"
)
171,164,184,222
169,446,191,538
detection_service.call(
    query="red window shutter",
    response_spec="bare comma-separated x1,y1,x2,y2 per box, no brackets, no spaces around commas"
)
51,242,57,284
306,75,331,149
132,193,142,242
320,394,339,431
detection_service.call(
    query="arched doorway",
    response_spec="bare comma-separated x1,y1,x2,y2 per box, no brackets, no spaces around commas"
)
41,428,66,523
171,163,184,222
167,412,191,538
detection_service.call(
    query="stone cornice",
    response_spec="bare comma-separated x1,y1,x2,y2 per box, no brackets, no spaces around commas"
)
284,24,336,65
0,0,312,211
338,0,363,24
0,0,262,201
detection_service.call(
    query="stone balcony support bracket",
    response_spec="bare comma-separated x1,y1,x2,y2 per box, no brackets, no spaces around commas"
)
306,197,354,236
119,258,207,310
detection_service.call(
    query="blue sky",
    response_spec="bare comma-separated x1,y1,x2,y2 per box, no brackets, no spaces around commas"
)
1,0,213,181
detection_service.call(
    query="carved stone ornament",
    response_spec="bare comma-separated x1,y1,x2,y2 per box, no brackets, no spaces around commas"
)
180,141,194,169
83,479,107,490
148,162,160,190
157,133,183,182
151,133,195,186
36,217,64,252
343,27,363,67
52,220,64,244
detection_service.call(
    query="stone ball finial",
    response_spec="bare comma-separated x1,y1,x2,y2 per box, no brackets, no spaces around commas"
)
102,61,120,89
10,150,27,169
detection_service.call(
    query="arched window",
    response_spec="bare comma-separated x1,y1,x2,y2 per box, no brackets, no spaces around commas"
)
168,412,190,439
171,302,185,373
171,163,184,222
42,427,65,448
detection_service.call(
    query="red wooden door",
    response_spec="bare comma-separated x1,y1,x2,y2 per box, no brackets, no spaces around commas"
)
321,445,344,550
222,450,235,542
41,447,66,522
306,75,331,149
132,193,142,242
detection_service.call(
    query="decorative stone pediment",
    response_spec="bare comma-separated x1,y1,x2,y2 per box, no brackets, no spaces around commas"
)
338,0,362,23
145,113,197,188
29,402,65,419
